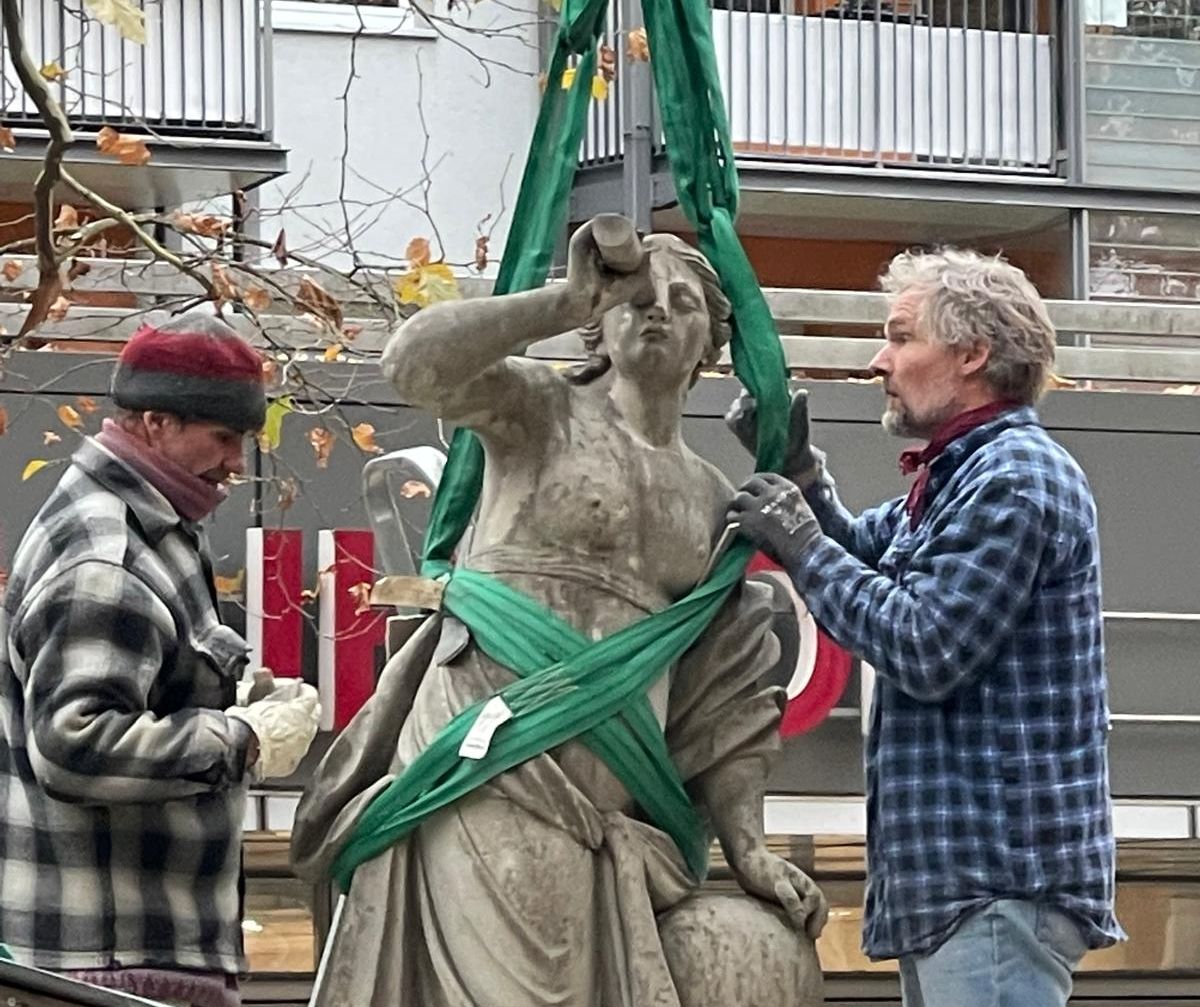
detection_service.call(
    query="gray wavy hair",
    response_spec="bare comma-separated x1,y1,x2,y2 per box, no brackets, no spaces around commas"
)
568,234,733,386
880,247,1056,404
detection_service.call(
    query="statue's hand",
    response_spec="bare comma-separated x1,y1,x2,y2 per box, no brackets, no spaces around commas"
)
731,846,829,941
564,218,652,326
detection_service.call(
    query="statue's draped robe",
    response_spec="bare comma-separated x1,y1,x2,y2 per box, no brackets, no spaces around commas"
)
291,557,782,1007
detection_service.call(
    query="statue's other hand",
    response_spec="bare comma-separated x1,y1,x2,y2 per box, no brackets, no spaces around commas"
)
724,389,821,488
732,846,829,941
565,218,653,326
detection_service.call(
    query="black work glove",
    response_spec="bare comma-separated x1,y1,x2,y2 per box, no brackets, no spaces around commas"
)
724,388,823,489
728,473,823,570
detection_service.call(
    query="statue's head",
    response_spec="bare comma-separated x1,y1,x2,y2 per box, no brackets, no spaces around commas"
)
570,235,732,389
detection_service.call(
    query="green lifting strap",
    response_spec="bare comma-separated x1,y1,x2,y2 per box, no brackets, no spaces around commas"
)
331,0,790,890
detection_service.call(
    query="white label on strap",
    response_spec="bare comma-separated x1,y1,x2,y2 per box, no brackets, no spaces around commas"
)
458,695,514,760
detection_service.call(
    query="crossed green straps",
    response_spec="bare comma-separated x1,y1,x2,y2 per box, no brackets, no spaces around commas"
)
332,0,790,890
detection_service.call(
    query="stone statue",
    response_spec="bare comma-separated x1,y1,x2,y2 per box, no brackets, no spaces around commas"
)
291,217,827,1006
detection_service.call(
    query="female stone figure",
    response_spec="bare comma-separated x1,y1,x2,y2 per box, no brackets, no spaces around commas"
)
291,219,826,1006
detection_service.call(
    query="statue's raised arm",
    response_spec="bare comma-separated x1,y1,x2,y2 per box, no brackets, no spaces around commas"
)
382,219,653,439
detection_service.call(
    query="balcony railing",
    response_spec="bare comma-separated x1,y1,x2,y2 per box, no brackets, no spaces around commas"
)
583,0,1063,175
1,0,268,138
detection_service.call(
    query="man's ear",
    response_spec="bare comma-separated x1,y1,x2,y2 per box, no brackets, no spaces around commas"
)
959,339,991,379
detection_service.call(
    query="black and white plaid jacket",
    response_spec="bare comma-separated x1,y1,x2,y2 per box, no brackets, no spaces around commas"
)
0,438,253,974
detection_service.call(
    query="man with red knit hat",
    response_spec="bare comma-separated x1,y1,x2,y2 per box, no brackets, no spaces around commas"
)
0,311,319,1007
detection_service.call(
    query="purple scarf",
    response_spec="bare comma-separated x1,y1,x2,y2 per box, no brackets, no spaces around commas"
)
95,418,227,522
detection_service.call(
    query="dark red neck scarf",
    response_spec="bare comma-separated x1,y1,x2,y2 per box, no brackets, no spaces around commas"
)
899,401,1017,529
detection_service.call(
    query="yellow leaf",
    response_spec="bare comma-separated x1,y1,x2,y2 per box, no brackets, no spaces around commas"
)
2,260,22,282
322,343,343,362
258,395,293,453
214,569,245,600
242,286,271,312
57,404,83,429
405,237,431,268
591,75,609,101
560,66,577,91
308,427,334,468
351,422,383,454
626,27,650,62
392,262,461,308
54,204,79,230
21,459,50,481
0,126,14,152
96,125,151,166
82,0,146,43
40,62,67,82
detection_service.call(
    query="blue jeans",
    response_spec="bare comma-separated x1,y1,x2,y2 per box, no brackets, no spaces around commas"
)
899,899,1088,1007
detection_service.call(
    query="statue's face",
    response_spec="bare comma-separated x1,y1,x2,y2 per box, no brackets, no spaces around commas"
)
601,249,712,389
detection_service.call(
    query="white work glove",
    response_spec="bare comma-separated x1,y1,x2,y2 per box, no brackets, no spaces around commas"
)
226,680,320,781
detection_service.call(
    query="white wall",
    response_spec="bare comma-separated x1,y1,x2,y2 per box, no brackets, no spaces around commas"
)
259,0,541,275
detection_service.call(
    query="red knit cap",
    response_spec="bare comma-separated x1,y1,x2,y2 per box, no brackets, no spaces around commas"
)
112,312,267,431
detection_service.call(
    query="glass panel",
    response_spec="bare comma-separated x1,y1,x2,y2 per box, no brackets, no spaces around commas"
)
1084,1,1200,191
1089,209,1200,305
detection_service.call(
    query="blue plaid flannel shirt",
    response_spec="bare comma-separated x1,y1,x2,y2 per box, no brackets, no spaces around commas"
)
791,406,1122,959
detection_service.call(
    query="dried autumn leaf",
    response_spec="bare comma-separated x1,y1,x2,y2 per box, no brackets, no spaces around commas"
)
591,75,610,101
474,235,489,272
96,125,151,166
272,229,288,267
626,27,649,61
67,258,91,281
0,126,14,152
2,260,22,282
322,343,343,362
210,261,237,302
392,262,461,308
399,479,432,499
296,276,342,330
75,395,99,414
39,61,67,82
21,459,50,481
348,581,374,616
242,286,271,312
598,44,616,82
83,0,146,44
341,323,363,342
351,422,383,454
47,295,70,322
54,204,78,230
308,427,334,468
57,404,83,429
214,569,245,600
406,237,431,268
276,476,298,513
261,358,279,384
0,406,7,437
172,211,231,239
42,430,61,445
